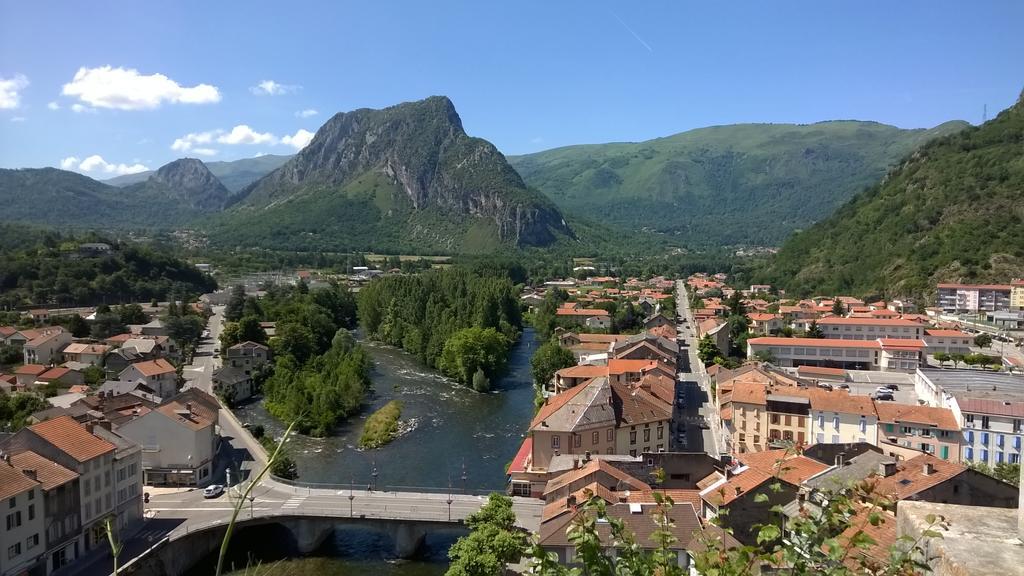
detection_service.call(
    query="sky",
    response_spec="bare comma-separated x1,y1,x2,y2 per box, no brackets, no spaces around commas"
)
1,0,1022,177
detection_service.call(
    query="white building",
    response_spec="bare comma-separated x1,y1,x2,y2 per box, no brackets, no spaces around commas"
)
0,459,45,576
914,369,1024,466
118,359,178,399
922,330,973,355
746,337,926,372
815,317,925,340
936,283,1012,313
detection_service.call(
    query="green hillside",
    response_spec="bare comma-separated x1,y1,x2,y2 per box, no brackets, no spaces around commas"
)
757,95,1024,298
509,120,968,246
105,154,292,192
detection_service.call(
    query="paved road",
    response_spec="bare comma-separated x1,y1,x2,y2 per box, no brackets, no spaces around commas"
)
673,281,724,458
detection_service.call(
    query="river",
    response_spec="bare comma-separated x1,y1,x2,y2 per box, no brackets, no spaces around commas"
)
222,328,540,571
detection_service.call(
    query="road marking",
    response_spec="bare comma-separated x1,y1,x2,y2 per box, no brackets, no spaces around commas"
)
281,496,306,509
148,507,273,512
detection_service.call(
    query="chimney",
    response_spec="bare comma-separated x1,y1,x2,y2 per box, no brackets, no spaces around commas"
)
185,402,193,414
922,462,935,476
584,450,591,462
85,422,95,434
567,495,577,508
879,461,897,478
23,469,37,481
572,457,579,470
98,420,112,432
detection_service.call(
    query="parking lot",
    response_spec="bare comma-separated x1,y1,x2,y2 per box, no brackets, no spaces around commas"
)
843,371,919,405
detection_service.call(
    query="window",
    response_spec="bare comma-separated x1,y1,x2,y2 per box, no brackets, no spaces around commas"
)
832,415,840,430
981,449,989,462
965,447,973,461
784,415,792,426
753,435,760,445
739,433,746,443
27,504,34,521
996,452,1005,464
551,435,560,449
817,414,824,429
770,414,780,425
816,433,824,443
26,490,33,501
965,430,974,443
981,432,989,445
997,434,1005,447
8,543,20,559
6,512,21,530
657,426,664,440
902,426,913,434
629,449,637,457
607,429,614,442
831,435,840,443
592,431,599,445
644,429,651,442
630,431,637,444
940,445,949,460
26,534,38,549
965,414,974,424
7,497,13,509
572,434,580,448
860,417,867,433
982,416,990,429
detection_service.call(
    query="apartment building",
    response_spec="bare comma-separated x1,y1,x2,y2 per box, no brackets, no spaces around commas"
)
22,327,72,366
0,458,45,576
914,369,1024,466
815,317,924,340
746,337,925,372
922,330,973,355
937,283,1012,313
874,403,963,462
1011,279,1024,310
8,451,81,574
117,359,178,399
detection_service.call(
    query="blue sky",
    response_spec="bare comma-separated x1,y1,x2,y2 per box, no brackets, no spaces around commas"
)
1,0,1021,177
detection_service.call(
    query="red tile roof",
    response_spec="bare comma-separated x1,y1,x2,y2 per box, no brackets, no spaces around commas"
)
531,379,594,429
508,437,533,474
871,454,966,500
556,308,611,317
737,449,830,485
817,317,923,327
15,364,47,376
0,461,38,500
9,450,79,490
924,329,971,338
874,403,959,430
29,415,115,462
127,358,176,377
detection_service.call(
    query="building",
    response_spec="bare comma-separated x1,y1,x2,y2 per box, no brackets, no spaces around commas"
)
116,389,219,486
0,457,45,576
872,453,1017,508
1012,279,1024,310
746,337,925,372
922,330,973,355
117,359,178,399
224,341,271,373
874,403,963,462
90,426,143,532
14,364,47,389
0,416,120,554
212,366,254,403
747,313,784,335
937,283,1012,313
815,317,925,340
8,451,81,574
555,307,612,329
61,343,110,366
23,327,72,366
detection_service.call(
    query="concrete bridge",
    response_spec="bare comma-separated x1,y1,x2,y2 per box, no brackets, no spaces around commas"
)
109,480,542,576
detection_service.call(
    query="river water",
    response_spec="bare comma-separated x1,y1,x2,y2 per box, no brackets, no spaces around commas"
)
222,329,539,572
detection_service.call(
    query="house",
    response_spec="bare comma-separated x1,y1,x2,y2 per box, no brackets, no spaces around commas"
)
39,366,85,387
610,333,678,361
874,403,963,462
922,330,973,355
873,453,1017,508
23,327,72,366
102,347,144,376
97,379,157,399
61,343,111,366
117,358,177,399
611,381,672,456
1011,278,1024,310
0,457,46,576
642,313,674,331
138,319,168,337
697,318,730,357
225,341,271,373
7,451,81,574
914,369,1024,466
747,312,784,335
746,336,926,372
0,416,121,554
212,366,254,402
116,389,218,487
815,317,925,341
14,364,47,388
28,309,50,324
553,364,608,392
89,425,144,532
555,307,612,329
607,358,674,387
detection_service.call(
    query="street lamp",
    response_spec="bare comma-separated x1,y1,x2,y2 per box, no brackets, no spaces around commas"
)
447,476,453,522
371,461,379,492
248,495,255,519
461,459,467,494
349,476,355,517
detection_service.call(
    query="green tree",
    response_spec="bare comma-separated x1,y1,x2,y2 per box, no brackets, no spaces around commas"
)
65,314,90,338
236,315,268,344
115,303,148,325
446,494,526,576
754,349,777,364
974,333,993,348
726,290,746,316
933,352,951,367
225,285,246,322
90,313,127,339
950,353,965,368
530,341,576,388
472,367,490,393
806,320,824,338
438,327,512,389
832,299,846,316
697,334,722,365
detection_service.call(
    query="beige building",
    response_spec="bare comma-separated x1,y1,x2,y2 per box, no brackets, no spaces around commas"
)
1011,279,1024,310
746,336,925,372
118,358,178,399
23,327,72,366
922,329,973,355
0,459,45,576
874,403,963,462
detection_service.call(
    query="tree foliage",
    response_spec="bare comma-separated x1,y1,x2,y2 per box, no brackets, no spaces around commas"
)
446,494,526,576
530,341,576,388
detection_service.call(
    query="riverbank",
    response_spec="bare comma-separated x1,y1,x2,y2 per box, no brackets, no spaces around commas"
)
360,400,403,448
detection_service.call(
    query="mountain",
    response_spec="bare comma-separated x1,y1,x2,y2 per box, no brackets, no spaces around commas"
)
509,120,970,246
105,154,292,192
214,96,572,253
757,95,1024,298
0,158,229,230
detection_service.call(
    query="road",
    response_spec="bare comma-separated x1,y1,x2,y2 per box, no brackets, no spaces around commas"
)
673,280,725,458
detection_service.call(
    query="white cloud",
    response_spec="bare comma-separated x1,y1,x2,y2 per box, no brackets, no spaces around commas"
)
191,148,218,157
62,66,221,110
250,80,300,96
47,101,60,110
171,129,220,152
60,154,149,176
217,124,276,145
281,128,314,150
295,108,318,118
71,103,97,114
10,116,25,123
0,74,28,109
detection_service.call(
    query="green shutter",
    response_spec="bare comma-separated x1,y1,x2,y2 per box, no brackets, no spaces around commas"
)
885,424,894,433
940,445,949,460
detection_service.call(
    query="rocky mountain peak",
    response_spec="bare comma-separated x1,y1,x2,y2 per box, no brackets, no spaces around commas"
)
149,158,230,210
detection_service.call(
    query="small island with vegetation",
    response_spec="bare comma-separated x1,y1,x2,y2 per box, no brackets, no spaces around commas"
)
359,400,403,449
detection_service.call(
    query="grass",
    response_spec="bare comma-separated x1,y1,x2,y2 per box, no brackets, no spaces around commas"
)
359,400,403,449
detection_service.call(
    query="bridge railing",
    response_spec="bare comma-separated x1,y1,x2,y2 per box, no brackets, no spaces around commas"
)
267,475,495,497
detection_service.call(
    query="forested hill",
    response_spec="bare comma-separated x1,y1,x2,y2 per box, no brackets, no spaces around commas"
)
0,230,216,308
509,120,968,246
757,94,1024,298
211,96,573,253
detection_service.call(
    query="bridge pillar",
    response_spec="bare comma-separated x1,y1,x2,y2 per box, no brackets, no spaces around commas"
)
391,522,426,559
290,518,333,555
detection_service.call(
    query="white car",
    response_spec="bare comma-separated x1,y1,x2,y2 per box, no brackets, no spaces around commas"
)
203,484,224,499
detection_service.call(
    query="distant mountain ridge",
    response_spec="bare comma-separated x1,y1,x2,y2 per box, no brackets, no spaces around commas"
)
757,94,1024,297
105,154,292,192
509,119,970,246
214,96,573,252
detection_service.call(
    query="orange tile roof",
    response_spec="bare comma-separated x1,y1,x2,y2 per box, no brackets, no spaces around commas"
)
15,364,47,376
747,337,881,349
871,454,966,500
701,467,775,506
9,450,79,490
817,317,923,327
0,461,38,500
877,339,926,351
835,505,899,570
804,388,876,416
531,379,594,428
737,450,830,485
556,365,607,379
543,459,651,496
29,415,115,462
924,329,971,338
607,358,671,375
747,313,781,322
556,308,611,317
128,358,176,377
729,381,768,405
873,403,959,430
39,367,71,381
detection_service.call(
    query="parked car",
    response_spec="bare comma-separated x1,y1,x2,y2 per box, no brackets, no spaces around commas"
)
836,383,851,390
816,382,833,390
872,392,895,401
875,386,893,395
884,383,900,391
203,484,224,499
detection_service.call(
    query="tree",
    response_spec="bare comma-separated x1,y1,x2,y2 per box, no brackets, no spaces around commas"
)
933,352,951,367
438,327,511,389
806,320,824,338
236,315,268,344
950,353,965,369
472,368,490,393
115,303,148,325
754,349,777,364
91,313,126,339
530,341,576,389
725,290,746,316
831,299,846,316
697,334,722,365
447,494,526,576
0,345,20,365
225,285,246,322
974,333,993,348
65,314,90,338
